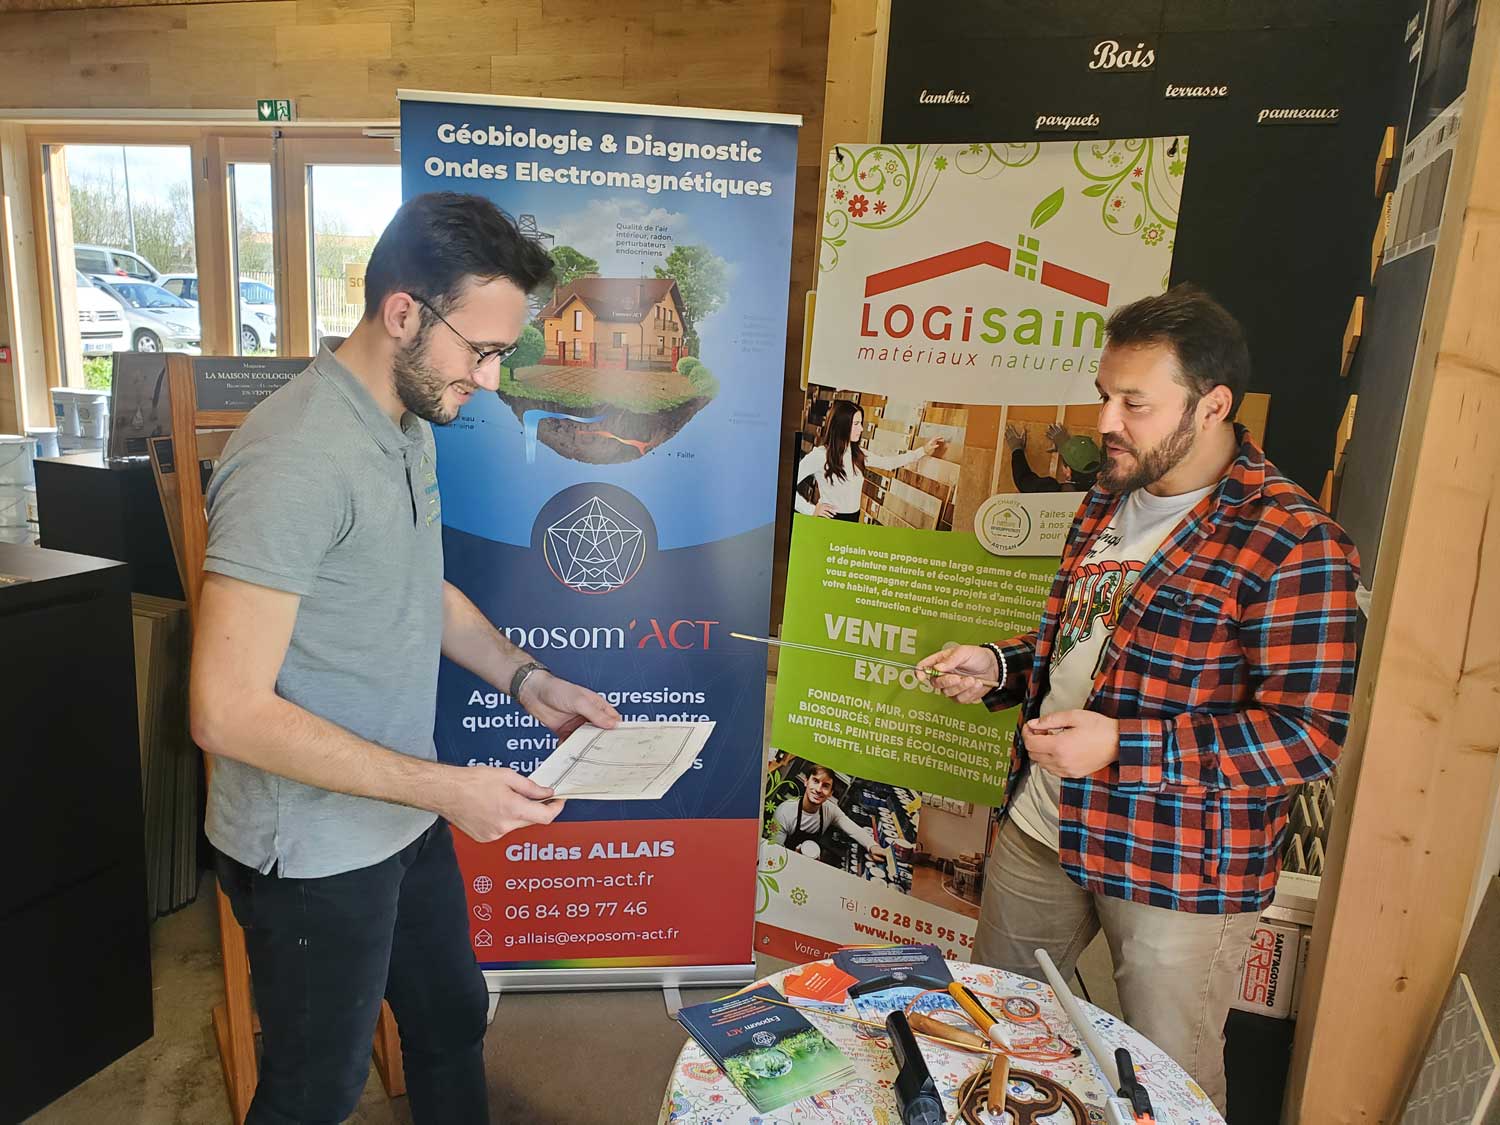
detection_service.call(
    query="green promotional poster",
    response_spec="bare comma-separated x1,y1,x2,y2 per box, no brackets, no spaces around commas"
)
772,517,1055,805
755,137,1184,963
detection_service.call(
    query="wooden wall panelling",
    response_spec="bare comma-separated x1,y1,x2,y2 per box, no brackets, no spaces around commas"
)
0,260,11,432
1334,394,1357,472
1372,190,1394,280
1375,125,1397,196
194,133,233,357
917,422,965,455
1341,295,1365,378
1237,391,1270,448
1062,402,1098,426
0,123,49,430
46,146,84,389
0,0,228,12
772,0,883,624
1287,2,1500,1119
275,134,310,356
29,141,66,401
219,137,275,358
951,404,999,535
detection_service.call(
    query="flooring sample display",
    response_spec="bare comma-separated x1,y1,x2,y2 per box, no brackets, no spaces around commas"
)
132,593,199,919
1401,975,1498,1123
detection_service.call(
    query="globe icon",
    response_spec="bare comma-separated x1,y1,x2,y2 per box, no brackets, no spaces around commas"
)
472,876,493,894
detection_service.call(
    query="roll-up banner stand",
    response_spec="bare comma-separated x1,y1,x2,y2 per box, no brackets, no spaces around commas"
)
757,138,1187,960
400,90,800,996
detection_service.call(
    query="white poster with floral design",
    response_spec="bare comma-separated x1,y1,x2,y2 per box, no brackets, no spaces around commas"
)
811,138,1188,404
760,139,1188,965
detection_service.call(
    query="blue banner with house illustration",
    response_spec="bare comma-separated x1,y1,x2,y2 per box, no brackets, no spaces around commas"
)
401,92,800,973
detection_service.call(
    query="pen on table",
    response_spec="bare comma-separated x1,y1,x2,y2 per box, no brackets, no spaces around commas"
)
946,982,1014,1049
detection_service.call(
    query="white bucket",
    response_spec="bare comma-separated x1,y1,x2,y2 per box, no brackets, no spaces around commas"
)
0,523,33,544
0,434,36,487
73,392,110,439
26,427,60,460
23,484,37,524
50,387,111,438
0,482,28,527
50,387,80,437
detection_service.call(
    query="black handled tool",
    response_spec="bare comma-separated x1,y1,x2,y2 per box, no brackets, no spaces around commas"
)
1115,1047,1157,1123
886,1009,946,1125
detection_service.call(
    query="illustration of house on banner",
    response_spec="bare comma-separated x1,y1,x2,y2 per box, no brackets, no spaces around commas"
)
538,277,688,369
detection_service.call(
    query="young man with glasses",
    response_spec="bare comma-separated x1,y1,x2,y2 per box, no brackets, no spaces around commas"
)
191,192,619,1124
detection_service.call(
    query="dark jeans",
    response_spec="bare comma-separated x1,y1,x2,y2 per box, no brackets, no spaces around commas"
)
215,820,490,1125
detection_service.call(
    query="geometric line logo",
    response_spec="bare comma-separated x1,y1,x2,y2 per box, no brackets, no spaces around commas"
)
543,495,647,594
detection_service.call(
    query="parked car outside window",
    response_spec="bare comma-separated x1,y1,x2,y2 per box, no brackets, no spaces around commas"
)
90,276,201,354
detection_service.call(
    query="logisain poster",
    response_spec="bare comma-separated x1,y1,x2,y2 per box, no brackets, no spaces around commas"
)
757,138,1186,960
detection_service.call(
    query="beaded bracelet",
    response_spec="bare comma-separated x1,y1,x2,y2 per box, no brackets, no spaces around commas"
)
980,642,1008,690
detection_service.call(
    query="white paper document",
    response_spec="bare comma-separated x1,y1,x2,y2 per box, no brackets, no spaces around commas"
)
530,721,715,800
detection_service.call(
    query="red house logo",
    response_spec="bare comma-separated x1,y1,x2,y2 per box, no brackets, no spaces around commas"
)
857,237,1113,351
863,239,1111,306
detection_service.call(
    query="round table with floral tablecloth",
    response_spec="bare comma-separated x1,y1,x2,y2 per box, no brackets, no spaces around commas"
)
659,957,1224,1124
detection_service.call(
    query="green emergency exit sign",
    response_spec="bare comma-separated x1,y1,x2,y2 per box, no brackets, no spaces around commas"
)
256,99,294,122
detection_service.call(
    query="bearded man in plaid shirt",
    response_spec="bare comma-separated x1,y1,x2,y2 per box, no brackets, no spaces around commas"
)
920,285,1359,1112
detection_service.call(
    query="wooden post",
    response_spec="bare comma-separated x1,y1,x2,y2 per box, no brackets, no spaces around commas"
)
1287,3,1500,1119
814,0,891,262
192,133,235,358
0,124,49,431
45,147,83,390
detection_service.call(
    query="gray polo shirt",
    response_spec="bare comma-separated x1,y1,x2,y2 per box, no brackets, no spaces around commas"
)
203,345,444,877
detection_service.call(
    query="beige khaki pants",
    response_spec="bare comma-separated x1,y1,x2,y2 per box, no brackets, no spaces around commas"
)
974,818,1261,1115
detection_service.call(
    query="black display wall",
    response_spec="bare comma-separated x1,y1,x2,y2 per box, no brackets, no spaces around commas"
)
1337,0,1477,583
882,0,1413,494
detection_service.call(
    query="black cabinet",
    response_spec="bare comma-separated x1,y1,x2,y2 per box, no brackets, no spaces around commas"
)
0,544,152,1124
33,453,183,600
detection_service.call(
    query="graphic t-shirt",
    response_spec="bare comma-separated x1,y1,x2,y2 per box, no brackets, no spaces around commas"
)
1008,482,1215,850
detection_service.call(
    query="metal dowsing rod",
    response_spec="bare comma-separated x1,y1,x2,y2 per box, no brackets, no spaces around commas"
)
729,632,1003,688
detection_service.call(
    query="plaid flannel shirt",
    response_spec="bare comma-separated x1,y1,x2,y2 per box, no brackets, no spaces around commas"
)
985,427,1359,913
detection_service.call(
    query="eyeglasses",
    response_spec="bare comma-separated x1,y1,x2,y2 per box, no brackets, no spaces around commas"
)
412,295,518,369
